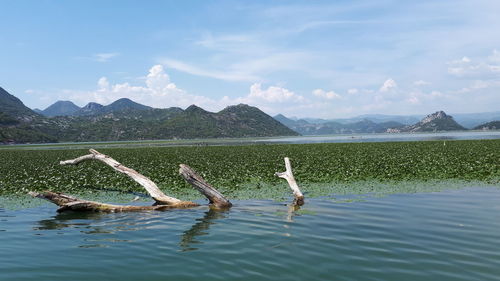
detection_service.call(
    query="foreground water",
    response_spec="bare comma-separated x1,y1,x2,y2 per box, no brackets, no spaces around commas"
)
2,187,500,281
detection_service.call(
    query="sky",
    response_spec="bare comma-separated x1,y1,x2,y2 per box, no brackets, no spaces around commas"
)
1,0,500,118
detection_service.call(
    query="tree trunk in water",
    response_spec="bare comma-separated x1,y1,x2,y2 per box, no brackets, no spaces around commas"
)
30,149,231,212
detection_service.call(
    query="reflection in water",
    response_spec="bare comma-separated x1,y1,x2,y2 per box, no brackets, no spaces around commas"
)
179,208,227,252
34,211,105,231
286,202,301,223
33,207,229,251
32,202,298,251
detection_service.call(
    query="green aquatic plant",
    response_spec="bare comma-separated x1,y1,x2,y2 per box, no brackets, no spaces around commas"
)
0,140,498,197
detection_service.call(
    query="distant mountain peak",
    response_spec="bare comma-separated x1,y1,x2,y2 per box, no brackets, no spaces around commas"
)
41,100,81,117
107,98,151,110
82,102,104,110
185,104,207,113
389,110,465,133
421,111,448,124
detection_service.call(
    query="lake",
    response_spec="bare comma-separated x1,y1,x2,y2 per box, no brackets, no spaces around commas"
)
2,187,500,280
259,131,500,144
2,130,499,150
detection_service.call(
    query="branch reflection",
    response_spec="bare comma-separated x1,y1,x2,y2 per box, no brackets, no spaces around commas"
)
179,208,228,252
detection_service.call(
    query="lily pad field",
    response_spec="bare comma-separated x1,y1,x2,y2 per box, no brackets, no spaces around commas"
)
1,139,498,198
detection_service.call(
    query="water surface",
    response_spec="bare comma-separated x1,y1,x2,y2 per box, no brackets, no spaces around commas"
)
2,130,499,149
2,187,500,280
260,131,500,144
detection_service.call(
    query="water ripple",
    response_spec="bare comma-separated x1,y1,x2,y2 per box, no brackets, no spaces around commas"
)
1,187,500,280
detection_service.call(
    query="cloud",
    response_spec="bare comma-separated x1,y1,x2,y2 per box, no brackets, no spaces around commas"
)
347,88,359,95
413,80,430,86
489,49,500,63
97,77,110,89
248,83,304,103
92,53,119,62
447,50,500,79
161,58,259,82
312,89,341,100
379,78,397,92
219,83,308,116
66,65,219,110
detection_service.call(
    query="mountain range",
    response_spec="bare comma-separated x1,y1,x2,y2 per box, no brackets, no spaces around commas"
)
0,86,499,144
0,87,297,143
274,110,500,135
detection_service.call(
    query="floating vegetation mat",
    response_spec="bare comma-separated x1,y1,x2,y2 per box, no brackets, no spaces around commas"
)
0,140,498,206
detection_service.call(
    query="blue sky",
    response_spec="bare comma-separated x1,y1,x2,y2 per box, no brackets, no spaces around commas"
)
1,0,500,118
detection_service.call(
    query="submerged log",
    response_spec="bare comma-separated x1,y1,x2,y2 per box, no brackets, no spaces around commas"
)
275,157,305,206
179,164,232,209
28,191,192,213
30,149,231,212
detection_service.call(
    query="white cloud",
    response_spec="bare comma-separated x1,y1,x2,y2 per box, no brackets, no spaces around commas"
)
67,65,219,110
97,77,110,89
161,58,259,82
92,53,119,62
347,88,359,94
413,80,430,86
379,78,397,92
447,50,500,79
312,89,341,100
489,49,500,63
248,83,304,103
145,65,177,90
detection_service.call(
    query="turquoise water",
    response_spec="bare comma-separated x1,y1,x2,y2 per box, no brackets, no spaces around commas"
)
2,187,500,280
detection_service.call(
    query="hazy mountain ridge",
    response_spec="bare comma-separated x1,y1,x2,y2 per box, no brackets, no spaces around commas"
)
275,110,500,134
473,121,500,130
274,114,406,135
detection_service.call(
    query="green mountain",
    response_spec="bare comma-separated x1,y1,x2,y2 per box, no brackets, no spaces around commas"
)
389,111,465,132
41,100,81,117
0,87,39,121
74,102,104,115
159,104,298,139
0,87,57,143
102,98,152,113
72,98,152,116
0,88,297,143
473,121,500,130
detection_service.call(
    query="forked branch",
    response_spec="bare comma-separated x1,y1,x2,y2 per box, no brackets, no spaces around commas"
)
275,157,304,205
60,149,184,205
30,149,234,212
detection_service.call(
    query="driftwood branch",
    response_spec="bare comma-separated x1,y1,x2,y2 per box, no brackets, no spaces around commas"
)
275,157,304,205
179,164,232,209
29,149,234,212
60,149,185,206
28,191,193,213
